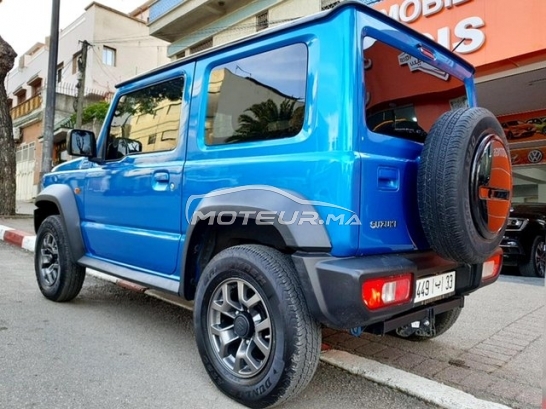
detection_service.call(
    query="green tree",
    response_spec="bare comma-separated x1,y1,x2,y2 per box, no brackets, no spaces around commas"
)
71,100,110,125
228,98,304,143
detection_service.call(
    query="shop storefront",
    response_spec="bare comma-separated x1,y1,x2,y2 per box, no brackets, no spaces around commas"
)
371,0,546,202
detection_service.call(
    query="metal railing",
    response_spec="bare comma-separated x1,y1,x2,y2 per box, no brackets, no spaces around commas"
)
149,0,185,24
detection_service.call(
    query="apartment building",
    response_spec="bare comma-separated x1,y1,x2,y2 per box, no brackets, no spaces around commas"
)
6,1,169,201
147,0,383,59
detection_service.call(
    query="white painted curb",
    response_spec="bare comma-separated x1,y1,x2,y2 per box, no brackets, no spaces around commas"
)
0,225,14,240
320,350,513,409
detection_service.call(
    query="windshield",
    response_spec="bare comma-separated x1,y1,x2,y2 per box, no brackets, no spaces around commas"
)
363,37,467,143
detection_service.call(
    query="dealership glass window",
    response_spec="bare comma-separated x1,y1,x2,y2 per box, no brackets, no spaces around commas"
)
205,43,307,145
103,46,116,67
105,77,184,160
363,37,466,143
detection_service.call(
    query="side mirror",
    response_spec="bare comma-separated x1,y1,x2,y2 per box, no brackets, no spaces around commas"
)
67,129,97,158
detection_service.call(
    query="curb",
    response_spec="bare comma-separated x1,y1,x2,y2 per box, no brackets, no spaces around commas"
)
1,224,512,409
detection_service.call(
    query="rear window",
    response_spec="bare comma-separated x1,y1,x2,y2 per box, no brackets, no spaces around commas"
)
363,37,466,143
205,43,307,145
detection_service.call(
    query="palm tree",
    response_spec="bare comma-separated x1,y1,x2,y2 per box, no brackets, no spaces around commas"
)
227,98,304,143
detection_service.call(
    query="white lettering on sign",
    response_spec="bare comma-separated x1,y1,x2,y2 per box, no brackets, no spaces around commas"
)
398,52,450,80
378,0,485,55
452,16,485,54
380,0,473,22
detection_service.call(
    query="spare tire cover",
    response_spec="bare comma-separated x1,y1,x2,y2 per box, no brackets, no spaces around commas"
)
418,107,512,264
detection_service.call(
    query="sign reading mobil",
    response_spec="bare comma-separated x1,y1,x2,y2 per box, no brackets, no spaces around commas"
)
371,0,546,67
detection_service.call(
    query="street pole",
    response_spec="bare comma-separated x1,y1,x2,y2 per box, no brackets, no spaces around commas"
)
75,40,90,129
40,0,60,187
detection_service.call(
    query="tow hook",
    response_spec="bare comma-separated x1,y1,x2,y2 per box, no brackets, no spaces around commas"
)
396,309,436,337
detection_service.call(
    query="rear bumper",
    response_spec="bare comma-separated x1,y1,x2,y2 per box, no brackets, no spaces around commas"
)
292,250,491,330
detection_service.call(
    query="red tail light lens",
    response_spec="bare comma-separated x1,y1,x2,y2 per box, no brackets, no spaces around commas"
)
482,249,503,281
362,273,413,310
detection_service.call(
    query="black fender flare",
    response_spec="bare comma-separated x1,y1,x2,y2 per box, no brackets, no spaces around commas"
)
180,185,333,296
35,184,86,262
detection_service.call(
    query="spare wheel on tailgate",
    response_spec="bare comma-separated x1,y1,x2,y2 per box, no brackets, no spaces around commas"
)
418,107,513,264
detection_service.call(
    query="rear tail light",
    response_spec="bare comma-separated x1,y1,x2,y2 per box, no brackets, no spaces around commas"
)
362,273,412,310
482,249,503,281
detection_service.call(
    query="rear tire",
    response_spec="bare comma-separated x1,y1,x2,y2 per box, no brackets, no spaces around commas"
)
394,308,461,341
519,235,546,278
35,215,86,302
194,244,321,409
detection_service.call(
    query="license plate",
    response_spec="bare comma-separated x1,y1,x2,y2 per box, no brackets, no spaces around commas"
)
414,271,456,304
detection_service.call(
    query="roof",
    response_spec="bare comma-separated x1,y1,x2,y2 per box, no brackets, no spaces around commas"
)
117,1,474,88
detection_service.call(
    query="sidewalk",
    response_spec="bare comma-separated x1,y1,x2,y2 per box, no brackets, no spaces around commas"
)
1,206,538,409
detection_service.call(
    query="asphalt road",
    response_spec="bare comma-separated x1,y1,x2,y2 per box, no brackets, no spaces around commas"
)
0,241,436,409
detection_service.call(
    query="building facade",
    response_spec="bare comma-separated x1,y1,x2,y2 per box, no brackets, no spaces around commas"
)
6,1,169,201
148,0,546,203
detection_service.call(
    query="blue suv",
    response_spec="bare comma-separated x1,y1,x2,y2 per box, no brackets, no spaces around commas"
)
33,2,512,407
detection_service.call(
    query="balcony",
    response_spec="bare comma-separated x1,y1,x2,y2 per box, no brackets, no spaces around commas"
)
149,0,186,24
149,0,253,43
10,94,42,121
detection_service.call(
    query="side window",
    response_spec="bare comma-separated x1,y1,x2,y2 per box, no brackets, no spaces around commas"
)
106,77,184,160
363,37,466,143
205,43,307,145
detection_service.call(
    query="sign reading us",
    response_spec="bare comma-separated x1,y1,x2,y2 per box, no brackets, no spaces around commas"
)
376,0,486,54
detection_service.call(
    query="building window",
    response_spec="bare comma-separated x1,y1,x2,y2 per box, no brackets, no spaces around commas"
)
14,88,27,105
29,78,42,97
256,11,269,31
321,0,340,10
205,43,308,145
72,52,81,74
56,63,64,83
105,77,184,159
190,38,212,55
102,46,116,66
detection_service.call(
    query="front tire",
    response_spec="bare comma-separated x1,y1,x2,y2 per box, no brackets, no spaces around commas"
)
35,215,86,302
519,235,546,277
194,245,321,409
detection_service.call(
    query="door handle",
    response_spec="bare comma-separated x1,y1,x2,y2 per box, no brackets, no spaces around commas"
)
153,172,169,183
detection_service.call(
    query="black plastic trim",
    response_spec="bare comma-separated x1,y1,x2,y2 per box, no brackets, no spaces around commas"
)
35,184,86,261
179,186,332,296
292,250,479,329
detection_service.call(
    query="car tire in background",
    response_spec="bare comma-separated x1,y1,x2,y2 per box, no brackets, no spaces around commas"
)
519,235,546,278
418,107,512,264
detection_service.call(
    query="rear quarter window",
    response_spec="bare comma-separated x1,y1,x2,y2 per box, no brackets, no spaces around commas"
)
205,43,308,145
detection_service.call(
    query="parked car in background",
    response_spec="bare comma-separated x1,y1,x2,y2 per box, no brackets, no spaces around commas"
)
526,117,546,134
501,203,546,277
501,120,536,139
